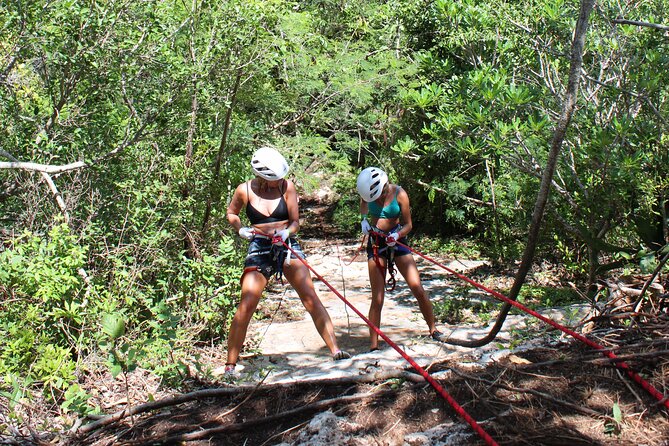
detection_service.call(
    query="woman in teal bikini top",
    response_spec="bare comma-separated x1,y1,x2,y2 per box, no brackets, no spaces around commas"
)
367,186,401,219
356,167,444,351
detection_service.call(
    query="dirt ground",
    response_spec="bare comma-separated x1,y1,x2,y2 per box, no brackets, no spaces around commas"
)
73,341,669,446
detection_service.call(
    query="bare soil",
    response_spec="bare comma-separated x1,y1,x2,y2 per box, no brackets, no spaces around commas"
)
71,337,668,446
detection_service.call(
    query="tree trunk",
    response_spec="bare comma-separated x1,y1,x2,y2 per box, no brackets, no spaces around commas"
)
445,0,596,347
201,70,242,233
182,8,200,259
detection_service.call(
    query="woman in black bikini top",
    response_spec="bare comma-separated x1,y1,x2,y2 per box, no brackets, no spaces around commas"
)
244,179,289,225
224,147,350,377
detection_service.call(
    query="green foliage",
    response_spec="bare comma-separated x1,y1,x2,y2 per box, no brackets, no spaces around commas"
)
0,224,86,386
502,319,544,351
330,173,362,235
0,221,242,404
604,402,623,436
386,0,669,273
0,374,32,415
101,313,126,340
433,285,495,325
433,298,475,324
507,286,580,310
554,235,588,278
332,196,363,236
61,383,99,416
412,235,482,259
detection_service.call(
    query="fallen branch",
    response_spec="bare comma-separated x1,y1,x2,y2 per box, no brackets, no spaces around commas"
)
450,368,607,418
75,369,423,437
122,389,394,445
589,349,669,365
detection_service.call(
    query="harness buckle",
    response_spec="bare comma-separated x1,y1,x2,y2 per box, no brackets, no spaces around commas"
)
271,243,287,284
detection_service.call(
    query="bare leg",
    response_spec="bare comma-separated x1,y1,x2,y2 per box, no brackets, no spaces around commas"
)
284,260,340,355
367,257,387,350
395,254,437,334
226,271,267,366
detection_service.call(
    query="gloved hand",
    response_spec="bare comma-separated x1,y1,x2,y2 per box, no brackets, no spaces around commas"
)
238,227,254,240
360,218,371,235
273,229,290,245
386,231,400,247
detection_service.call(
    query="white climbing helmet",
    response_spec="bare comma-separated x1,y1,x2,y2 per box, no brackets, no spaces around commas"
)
251,146,289,181
356,167,388,202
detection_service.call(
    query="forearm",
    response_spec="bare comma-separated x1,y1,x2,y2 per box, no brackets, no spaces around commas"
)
286,219,299,236
397,222,412,238
227,212,242,231
359,200,368,217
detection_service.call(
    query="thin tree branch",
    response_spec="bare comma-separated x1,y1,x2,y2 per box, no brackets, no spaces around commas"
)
612,19,669,31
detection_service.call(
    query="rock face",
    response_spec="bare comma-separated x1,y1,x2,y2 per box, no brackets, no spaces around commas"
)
274,411,370,446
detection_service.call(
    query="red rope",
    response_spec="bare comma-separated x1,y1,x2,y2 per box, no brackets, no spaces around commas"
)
274,236,499,446
370,231,669,410
344,235,367,266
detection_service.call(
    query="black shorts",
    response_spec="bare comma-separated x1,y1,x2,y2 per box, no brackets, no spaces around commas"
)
244,236,305,279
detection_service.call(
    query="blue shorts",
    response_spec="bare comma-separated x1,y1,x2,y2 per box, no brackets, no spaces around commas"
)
366,225,411,259
244,236,305,279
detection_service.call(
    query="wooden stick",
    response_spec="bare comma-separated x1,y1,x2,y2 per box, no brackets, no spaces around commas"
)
122,389,394,445
450,368,607,418
76,370,423,436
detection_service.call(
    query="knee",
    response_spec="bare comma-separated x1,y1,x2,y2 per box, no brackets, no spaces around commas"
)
370,295,384,309
300,293,321,313
411,285,426,300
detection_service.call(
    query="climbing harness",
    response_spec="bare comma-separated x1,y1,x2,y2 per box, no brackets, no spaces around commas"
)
270,239,289,284
278,238,499,446
370,230,397,292
375,232,669,410
241,231,292,283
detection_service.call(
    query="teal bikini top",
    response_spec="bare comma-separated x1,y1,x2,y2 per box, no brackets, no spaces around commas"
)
368,186,401,219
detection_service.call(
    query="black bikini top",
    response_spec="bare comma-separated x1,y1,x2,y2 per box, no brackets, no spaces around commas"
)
245,180,289,225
